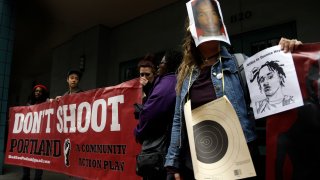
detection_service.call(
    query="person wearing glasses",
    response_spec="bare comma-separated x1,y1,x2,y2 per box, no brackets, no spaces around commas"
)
133,54,157,120
250,60,294,114
22,83,49,180
135,50,183,179
137,54,157,104
63,69,83,95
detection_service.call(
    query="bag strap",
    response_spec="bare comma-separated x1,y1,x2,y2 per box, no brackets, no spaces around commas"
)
233,53,251,110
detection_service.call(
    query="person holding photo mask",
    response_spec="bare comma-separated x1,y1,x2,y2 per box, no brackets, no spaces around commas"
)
164,0,302,179
193,0,224,37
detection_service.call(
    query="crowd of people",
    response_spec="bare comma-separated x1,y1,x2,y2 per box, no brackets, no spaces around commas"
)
133,0,301,180
18,0,304,180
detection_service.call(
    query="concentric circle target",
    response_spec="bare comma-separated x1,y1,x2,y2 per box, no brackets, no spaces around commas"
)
193,120,228,164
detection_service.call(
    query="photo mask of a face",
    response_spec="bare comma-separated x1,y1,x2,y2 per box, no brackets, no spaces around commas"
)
186,0,230,46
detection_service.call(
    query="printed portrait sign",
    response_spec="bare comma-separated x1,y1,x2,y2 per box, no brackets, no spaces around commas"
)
186,0,230,46
5,79,142,180
243,45,304,119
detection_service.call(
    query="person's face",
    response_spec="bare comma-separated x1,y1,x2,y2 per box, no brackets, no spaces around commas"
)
196,0,220,35
157,56,167,76
67,74,80,89
139,67,154,83
34,87,43,99
258,66,281,97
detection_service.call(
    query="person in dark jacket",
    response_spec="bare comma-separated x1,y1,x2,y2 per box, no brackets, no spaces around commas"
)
22,84,49,180
133,54,157,120
134,50,183,180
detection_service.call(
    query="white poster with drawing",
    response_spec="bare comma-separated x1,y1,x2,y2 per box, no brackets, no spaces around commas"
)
243,45,304,119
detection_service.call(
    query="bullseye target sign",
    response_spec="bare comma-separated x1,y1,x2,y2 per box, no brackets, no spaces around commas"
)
193,120,228,164
184,96,256,179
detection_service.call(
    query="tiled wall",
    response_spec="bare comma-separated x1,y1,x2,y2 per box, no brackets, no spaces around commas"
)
0,0,15,174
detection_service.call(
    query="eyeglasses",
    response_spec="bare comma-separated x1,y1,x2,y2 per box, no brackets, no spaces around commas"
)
140,73,151,77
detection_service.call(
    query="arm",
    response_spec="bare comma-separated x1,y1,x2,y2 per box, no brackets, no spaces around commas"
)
165,92,183,169
165,94,186,180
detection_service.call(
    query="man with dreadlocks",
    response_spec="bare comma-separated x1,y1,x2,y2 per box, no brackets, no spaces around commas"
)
250,60,294,114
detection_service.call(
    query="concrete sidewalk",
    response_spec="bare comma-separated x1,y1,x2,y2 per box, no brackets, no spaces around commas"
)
0,164,73,180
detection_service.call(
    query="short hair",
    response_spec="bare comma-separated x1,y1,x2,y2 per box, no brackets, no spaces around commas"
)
137,53,156,73
28,83,50,105
33,84,48,92
163,50,183,73
67,69,82,79
193,0,223,30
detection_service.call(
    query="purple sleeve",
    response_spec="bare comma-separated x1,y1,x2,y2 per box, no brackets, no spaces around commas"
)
134,75,176,140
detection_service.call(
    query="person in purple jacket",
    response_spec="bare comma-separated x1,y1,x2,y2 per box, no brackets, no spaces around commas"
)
134,50,183,180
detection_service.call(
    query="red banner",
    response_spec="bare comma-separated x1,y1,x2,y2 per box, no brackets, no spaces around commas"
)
5,79,142,180
266,43,320,180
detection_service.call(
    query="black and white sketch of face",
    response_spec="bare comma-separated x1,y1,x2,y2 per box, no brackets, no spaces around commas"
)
258,66,282,97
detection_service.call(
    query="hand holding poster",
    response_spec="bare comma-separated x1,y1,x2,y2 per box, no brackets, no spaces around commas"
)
5,79,142,180
243,45,304,119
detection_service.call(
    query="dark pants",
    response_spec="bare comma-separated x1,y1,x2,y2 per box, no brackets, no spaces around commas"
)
247,140,265,180
143,171,167,180
22,167,43,180
166,169,194,180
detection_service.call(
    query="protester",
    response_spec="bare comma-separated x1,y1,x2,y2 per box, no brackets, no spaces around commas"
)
63,69,83,95
22,84,49,180
52,69,84,180
193,0,224,37
134,50,183,180
164,1,302,179
137,54,157,104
